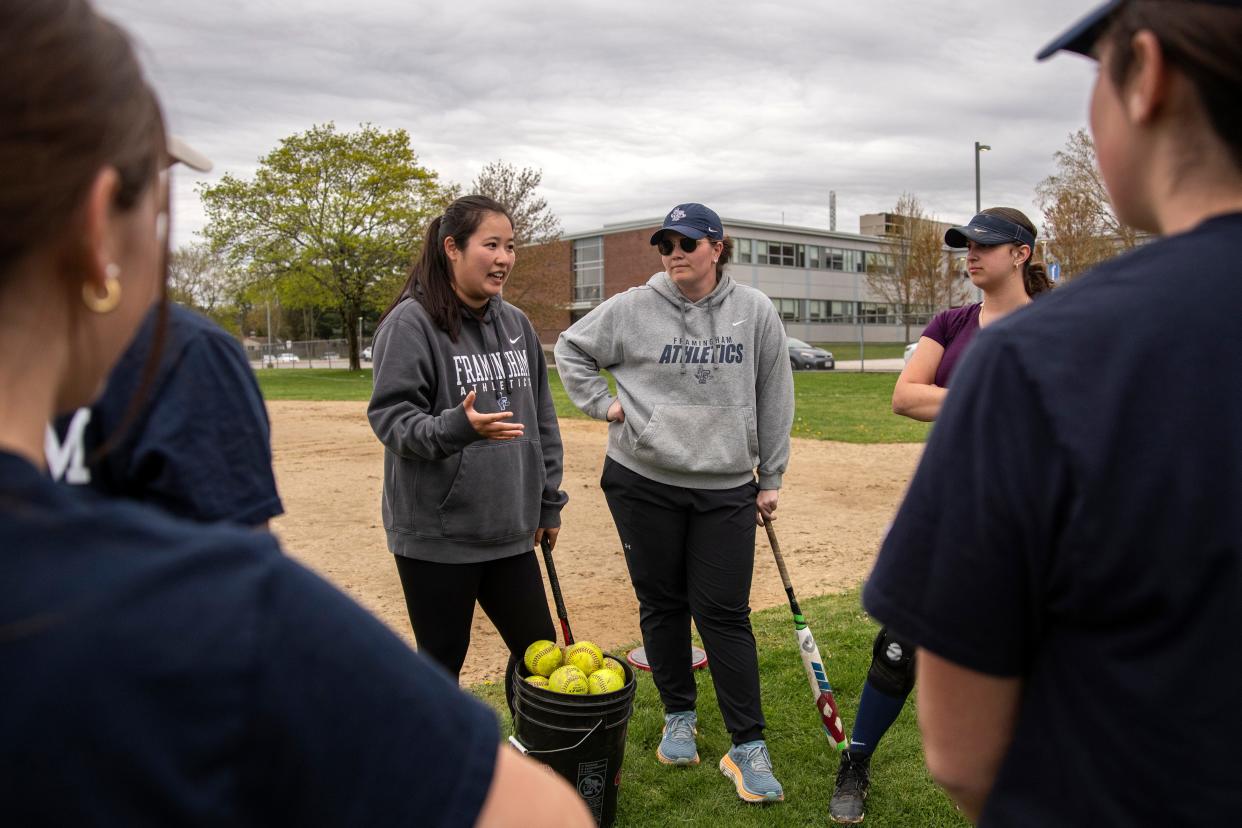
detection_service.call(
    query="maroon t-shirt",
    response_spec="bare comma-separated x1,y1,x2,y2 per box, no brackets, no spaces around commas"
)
921,303,981,388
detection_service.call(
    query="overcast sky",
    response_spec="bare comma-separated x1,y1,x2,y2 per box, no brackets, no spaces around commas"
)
98,0,1100,247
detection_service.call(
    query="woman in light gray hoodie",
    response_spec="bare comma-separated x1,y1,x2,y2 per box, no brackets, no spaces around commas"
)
369,195,568,701
555,203,794,804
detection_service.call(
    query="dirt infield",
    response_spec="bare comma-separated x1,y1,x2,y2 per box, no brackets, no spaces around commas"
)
268,402,924,684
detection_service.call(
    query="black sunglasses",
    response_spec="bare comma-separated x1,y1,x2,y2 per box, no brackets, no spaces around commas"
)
656,236,702,256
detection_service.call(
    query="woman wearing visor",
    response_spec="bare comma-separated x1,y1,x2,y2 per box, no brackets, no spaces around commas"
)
829,208,1051,823
556,203,794,804
861,0,1242,823
890,208,1052,423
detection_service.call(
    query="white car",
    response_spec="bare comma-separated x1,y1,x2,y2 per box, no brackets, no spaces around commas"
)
903,342,918,364
277,352,300,363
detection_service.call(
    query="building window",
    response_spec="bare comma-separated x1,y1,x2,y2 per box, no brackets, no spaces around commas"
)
759,242,797,267
807,299,828,322
828,301,856,323
859,301,893,324
771,297,801,321
735,238,753,264
865,252,895,275
572,237,604,303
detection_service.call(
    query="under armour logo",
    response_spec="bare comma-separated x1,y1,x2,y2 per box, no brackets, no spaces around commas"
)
885,642,904,661
497,395,511,410
669,207,687,222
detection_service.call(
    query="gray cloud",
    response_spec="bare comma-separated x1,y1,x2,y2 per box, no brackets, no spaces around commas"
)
99,0,1099,245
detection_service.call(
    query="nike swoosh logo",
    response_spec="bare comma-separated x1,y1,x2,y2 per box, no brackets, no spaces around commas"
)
509,336,523,344
732,319,747,326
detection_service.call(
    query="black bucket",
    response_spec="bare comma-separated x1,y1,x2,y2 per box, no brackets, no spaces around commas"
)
510,655,636,827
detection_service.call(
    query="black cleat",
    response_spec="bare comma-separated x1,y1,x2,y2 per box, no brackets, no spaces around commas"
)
829,751,871,824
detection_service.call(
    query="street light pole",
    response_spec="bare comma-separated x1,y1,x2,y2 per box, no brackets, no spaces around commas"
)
973,141,991,302
974,141,991,214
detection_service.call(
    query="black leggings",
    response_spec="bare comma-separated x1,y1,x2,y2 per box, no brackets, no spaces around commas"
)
393,551,554,686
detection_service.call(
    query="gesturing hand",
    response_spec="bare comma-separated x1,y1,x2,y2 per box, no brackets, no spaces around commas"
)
463,389,524,440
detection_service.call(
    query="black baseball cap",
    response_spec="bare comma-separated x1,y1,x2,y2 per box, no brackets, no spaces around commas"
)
1037,0,1242,60
650,203,724,245
945,213,1036,249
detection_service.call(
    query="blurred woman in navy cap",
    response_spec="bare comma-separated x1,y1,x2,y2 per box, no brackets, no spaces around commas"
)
861,1,1242,823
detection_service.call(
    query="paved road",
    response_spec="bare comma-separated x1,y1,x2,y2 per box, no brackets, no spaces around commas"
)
817,358,905,372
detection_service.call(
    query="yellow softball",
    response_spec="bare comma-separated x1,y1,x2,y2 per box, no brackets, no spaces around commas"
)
587,669,624,695
525,675,549,688
564,641,604,675
524,640,563,678
600,657,626,681
547,665,588,694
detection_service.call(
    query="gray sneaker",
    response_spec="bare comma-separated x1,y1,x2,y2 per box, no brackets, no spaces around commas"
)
657,711,699,766
720,739,784,803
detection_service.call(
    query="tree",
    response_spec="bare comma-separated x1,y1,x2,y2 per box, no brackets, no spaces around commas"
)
1037,128,1140,280
471,161,565,332
167,242,251,335
866,193,962,342
200,123,452,368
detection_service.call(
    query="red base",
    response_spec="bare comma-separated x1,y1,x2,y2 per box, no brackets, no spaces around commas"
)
626,646,708,672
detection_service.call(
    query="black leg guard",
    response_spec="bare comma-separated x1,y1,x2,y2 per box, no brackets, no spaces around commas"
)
866,627,917,697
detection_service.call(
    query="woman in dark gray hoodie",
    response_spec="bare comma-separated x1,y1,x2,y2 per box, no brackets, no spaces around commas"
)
368,195,568,693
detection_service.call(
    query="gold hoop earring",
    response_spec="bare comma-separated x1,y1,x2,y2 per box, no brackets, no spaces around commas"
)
82,266,122,314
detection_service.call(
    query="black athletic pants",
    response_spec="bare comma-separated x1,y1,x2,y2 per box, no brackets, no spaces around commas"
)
601,457,765,745
394,550,554,700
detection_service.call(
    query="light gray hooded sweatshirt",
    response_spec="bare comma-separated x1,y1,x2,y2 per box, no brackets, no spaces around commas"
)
555,272,794,490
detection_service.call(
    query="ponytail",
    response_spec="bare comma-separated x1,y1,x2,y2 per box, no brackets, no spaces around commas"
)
1023,260,1054,297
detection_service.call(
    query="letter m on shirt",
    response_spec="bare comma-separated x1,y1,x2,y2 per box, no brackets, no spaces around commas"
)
44,407,92,484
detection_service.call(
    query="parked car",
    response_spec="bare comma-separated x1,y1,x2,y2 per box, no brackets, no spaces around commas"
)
788,338,834,370
362,346,373,361
277,352,300,363
903,341,918,365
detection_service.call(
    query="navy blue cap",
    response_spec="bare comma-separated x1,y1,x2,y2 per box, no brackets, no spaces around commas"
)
650,203,724,245
945,213,1036,249
1037,0,1242,60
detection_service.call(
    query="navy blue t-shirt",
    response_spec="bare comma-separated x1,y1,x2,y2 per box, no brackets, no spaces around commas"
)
864,213,1242,826
0,450,499,825
47,303,282,525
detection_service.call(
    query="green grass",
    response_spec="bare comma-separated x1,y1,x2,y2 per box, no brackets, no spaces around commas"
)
256,369,929,444
469,589,965,827
812,341,910,361
254,368,375,400
792,373,930,444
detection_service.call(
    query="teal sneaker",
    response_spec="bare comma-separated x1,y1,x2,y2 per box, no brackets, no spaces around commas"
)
657,711,699,766
719,740,784,803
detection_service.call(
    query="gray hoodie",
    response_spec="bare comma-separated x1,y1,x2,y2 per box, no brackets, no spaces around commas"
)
369,294,567,562
555,272,793,490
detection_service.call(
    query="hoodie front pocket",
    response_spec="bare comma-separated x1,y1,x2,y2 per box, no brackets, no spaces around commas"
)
437,439,543,541
632,404,757,475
